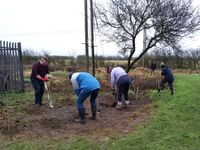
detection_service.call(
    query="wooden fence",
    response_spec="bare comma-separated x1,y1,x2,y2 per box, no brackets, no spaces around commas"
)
0,41,24,93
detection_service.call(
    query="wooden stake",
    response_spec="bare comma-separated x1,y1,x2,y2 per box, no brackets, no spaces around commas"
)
135,86,139,101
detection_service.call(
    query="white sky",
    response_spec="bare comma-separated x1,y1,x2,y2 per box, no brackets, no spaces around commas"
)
0,0,200,56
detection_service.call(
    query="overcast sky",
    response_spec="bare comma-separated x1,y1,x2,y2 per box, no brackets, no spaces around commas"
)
0,0,200,56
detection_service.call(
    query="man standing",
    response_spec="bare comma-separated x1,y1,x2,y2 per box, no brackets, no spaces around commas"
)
110,67,130,109
69,72,100,124
150,62,157,75
30,57,49,106
158,63,174,95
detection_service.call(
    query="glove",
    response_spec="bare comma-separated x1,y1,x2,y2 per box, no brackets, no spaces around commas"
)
41,77,48,82
112,89,116,95
44,77,49,82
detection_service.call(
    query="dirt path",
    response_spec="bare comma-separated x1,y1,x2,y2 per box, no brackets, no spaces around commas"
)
0,94,151,140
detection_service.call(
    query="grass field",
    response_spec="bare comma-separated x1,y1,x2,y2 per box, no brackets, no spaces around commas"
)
1,74,200,150
102,74,200,150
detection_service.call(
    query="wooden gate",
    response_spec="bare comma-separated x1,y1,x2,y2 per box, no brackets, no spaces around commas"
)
0,41,24,93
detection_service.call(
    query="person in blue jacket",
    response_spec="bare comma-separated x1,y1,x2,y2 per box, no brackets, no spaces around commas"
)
69,72,100,124
158,63,174,95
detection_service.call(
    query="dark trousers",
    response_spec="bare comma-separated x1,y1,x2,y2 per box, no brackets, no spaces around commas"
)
160,78,174,94
117,75,130,102
30,77,44,105
76,89,99,110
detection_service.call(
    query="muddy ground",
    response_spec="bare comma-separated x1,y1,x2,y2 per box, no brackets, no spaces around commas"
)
0,94,151,140
0,67,160,140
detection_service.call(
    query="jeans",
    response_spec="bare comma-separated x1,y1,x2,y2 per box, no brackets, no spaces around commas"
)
76,89,99,110
30,77,44,105
117,75,130,102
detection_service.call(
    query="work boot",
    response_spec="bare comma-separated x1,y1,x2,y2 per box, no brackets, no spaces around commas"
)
124,100,129,109
116,102,123,110
91,106,96,120
111,101,117,107
170,88,174,95
74,108,86,124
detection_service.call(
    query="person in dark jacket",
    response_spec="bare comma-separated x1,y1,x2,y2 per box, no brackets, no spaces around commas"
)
150,62,157,75
69,72,100,124
30,57,49,106
158,63,174,95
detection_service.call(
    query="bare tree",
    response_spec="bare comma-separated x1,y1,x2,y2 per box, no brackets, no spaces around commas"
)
95,0,200,72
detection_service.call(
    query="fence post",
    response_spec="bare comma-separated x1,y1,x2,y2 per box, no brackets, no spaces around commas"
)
18,42,24,92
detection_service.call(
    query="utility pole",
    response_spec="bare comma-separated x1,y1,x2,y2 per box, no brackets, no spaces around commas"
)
90,0,95,76
142,24,147,67
84,0,89,72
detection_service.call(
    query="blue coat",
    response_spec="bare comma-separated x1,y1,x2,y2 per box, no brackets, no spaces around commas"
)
71,72,100,96
161,66,174,82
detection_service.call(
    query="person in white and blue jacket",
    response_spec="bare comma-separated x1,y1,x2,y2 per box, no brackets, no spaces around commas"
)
69,72,100,124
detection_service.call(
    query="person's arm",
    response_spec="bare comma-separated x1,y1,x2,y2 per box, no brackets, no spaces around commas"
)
36,75,43,80
46,65,50,76
110,70,115,90
74,89,80,96
44,66,50,80
71,73,80,95
161,68,166,77
36,75,48,81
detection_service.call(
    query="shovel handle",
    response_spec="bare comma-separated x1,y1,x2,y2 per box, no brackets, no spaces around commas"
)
44,83,48,91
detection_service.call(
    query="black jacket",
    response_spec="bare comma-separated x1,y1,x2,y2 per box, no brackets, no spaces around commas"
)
161,66,174,81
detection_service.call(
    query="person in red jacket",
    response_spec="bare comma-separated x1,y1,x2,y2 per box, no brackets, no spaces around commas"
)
30,57,49,106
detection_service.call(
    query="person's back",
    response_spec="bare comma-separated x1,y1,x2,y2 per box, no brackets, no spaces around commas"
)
77,72,100,93
110,67,130,109
162,66,174,81
110,67,127,89
69,72,100,124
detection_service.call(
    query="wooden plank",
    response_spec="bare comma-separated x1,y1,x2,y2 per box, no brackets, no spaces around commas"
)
0,41,2,70
13,42,17,91
18,42,24,92
9,42,13,91
0,41,3,92
6,41,11,92
15,42,20,91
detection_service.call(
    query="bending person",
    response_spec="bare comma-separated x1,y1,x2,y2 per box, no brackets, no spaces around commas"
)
110,67,130,109
69,72,100,124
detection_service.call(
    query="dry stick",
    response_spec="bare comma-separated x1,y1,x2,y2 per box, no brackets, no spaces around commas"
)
135,86,139,101
7,107,10,132
96,97,101,113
